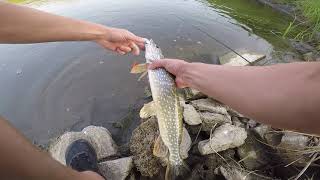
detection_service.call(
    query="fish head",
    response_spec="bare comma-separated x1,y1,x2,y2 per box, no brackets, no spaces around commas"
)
145,39,164,64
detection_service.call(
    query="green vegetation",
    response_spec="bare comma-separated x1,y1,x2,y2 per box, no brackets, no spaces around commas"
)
207,0,305,49
277,0,320,40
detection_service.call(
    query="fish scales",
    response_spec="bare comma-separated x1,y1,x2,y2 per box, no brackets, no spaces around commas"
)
145,39,187,179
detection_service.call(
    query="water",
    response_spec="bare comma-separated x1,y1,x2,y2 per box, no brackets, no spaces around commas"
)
1,0,295,146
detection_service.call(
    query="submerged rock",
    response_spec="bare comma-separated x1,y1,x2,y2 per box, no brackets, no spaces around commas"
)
219,50,266,66
129,117,161,177
99,157,133,180
198,124,247,155
183,103,202,125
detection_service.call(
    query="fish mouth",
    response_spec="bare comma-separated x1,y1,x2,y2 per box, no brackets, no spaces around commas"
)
145,39,164,63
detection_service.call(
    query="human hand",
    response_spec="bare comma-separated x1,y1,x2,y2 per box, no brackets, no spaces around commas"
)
148,59,190,88
95,27,145,55
78,171,105,180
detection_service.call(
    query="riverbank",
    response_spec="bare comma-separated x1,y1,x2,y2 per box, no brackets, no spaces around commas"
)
256,0,320,61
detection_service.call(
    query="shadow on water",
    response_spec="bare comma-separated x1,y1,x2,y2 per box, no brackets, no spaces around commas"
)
1,0,300,147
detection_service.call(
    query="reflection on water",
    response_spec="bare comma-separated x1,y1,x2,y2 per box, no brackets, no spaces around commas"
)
1,0,293,146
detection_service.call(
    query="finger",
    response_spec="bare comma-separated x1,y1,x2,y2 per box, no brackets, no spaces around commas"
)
148,60,167,70
116,48,126,55
128,34,145,44
130,42,140,56
136,42,145,50
176,77,188,88
119,46,132,53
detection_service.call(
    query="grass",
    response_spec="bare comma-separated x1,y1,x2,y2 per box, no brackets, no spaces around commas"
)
278,0,320,40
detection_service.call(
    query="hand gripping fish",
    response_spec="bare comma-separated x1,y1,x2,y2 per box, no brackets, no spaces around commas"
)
131,39,189,180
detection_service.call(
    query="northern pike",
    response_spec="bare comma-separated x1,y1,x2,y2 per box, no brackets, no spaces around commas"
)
131,39,188,180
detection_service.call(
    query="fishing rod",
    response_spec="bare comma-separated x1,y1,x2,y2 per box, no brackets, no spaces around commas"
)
173,15,252,65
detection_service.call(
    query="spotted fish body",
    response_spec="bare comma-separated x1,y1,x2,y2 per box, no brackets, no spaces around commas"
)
145,39,187,179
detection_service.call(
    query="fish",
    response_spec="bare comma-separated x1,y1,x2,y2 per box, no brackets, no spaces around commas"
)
131,39,189,180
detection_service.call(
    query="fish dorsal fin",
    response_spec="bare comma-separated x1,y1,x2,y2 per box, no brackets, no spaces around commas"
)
153,135,168,158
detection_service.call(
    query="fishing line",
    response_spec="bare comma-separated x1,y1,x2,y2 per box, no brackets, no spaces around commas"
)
173,14,252,65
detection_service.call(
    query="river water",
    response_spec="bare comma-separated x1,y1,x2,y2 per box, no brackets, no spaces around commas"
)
1,0,295,146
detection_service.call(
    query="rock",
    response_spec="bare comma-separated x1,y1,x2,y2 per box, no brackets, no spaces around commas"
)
129,117,161,177
82,126,118,160
232,116,245,128
184,88,207,100
237,133,269,170
253,124,271,140
139,101,156,119
191,98,228,115
289,40,315,54
215,165,273,180
246,119,258,129
277,132,310,166
219,50,266,66
303,52,314,61
227,108,245,118
183,104,202,125
99,157,133,180
49,126,118,165
198,124,247,155
199,112,232,132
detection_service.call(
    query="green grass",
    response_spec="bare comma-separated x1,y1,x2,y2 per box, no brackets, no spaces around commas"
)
277,0,320,40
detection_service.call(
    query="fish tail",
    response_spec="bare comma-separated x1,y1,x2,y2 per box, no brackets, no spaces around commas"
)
165,160,189,180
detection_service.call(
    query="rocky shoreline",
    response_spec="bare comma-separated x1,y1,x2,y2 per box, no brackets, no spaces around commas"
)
48,85,320,180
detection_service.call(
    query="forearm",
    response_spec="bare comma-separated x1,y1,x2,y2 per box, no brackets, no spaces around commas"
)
0,2,107,43
184,62,320,134
0,116,81,180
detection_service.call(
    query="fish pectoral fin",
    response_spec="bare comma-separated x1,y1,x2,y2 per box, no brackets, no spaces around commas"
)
130,63,148,74
153,135,168,158
138,71,148,81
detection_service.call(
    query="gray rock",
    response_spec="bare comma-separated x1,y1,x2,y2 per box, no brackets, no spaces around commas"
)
82,126,118,160
215,165,273,180
183,104,202,125
184,88,207,100
253,124,271,139
289,40,315,54
278,132,310,166
246,119,258,129
198,124,247,155
129,117,161,177
227,107,245,118
99,157,133,180
191,98,228,114
219,50,266,66
303,52,314,61
199,112,231,132
232,116,245,128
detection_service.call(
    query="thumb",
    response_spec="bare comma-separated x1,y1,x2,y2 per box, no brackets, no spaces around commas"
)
148,60,167,70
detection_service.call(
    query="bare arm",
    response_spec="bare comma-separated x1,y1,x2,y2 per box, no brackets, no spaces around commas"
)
0,2,144,55
150,60,320,134
0,116,103,180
